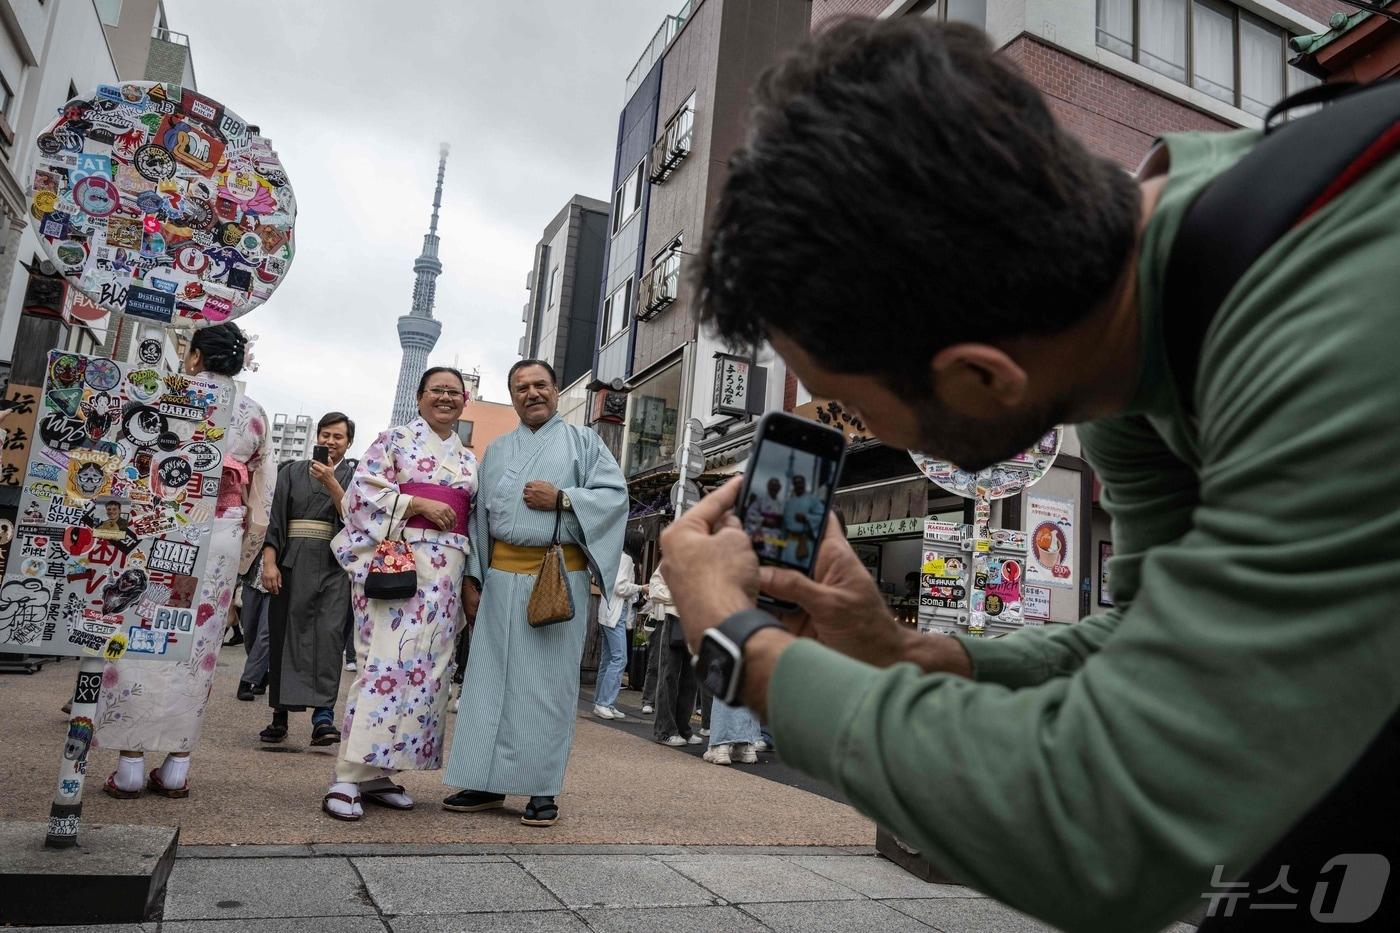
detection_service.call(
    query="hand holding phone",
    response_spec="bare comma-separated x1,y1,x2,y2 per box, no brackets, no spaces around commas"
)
734,412,847,610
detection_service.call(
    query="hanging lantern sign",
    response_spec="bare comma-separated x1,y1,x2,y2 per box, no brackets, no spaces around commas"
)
28,81,296,326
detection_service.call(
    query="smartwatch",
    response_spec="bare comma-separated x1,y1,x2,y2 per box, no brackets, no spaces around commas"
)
694,608,786,706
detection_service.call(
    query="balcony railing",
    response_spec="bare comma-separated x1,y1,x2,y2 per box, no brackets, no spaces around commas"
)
649,104,694,184
637,251,681,321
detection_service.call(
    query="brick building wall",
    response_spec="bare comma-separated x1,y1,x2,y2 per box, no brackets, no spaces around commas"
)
1282,0,1338,23
1003,36,1232,169
812,0,889,31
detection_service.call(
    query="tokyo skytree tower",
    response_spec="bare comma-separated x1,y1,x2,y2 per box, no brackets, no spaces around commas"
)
389,144,449,427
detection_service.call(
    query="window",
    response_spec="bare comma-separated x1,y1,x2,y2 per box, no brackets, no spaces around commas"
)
546,267,560,309
638,236,682,321
611,163,643,235
1098,1,1298,118
95,0,123,27
908,0,986,28
650,92,695,183
624,361,683,477
600,277,633,347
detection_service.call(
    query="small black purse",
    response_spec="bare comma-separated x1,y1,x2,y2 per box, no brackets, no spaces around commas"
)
364,493,417,600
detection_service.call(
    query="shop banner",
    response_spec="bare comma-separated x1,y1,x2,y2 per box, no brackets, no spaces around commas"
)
1027,495,1075,590
1,382,42,487
0,350,233,662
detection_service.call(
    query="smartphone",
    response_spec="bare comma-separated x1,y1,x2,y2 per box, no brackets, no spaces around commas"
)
736,412,847,611
312,444,329,465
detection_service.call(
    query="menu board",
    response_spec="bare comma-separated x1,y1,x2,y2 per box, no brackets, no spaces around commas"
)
0,350,233,661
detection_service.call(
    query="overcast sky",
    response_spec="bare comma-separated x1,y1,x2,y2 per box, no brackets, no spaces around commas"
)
164,0,671,455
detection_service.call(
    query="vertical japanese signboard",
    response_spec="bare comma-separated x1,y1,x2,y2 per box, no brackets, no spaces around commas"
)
712,353,750,417
0,350,232,662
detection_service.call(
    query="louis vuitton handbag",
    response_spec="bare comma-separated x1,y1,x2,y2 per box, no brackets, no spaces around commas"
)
365,493,417,600
526,492,575,627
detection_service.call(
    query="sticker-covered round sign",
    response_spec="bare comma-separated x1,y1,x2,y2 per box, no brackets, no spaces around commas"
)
911,428,1063,501
27,81,296,325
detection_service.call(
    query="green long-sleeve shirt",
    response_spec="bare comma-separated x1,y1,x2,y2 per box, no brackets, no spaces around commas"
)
767,128,1400,932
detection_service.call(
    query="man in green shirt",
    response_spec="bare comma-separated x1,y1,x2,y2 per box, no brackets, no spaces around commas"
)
661,17,1399,933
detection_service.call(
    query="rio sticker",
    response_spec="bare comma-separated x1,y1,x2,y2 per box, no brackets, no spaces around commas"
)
0,350,233,663
28,82,296,324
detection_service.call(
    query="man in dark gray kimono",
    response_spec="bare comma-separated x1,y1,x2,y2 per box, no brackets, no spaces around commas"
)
442,360,626,827
258,412,357,746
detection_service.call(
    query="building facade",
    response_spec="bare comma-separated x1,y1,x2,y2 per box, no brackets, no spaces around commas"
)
270,413,313,464
389,146,450,428
801,0,1332,625
519,195,609,388
586,0,810,548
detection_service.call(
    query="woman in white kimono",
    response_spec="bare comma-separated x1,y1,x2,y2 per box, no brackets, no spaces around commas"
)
98,322,274,799
324,366,477,820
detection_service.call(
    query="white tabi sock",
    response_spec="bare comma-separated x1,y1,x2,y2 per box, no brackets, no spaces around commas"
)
115,754,145,792
157,754,190,789
327,781,363,818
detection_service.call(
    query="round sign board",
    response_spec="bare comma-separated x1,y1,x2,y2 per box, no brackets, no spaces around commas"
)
911,427,1063,501
28,81,295,325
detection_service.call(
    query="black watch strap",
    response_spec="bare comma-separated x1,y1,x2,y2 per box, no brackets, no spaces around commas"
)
716,608,786,648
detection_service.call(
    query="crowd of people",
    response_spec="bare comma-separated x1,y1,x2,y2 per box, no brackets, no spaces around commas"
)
84,328,760,826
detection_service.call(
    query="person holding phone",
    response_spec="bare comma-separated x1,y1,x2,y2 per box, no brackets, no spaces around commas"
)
662,18,1400,933
256,412,357,746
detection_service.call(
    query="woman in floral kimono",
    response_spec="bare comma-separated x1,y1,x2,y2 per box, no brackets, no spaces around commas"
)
323,366,477,820
98,322,275,799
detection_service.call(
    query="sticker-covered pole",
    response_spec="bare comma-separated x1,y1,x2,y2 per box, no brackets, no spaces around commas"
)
967,488,992,636
45,656,104,848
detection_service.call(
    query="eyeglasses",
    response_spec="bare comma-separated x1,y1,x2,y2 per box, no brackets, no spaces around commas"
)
424,388,465,400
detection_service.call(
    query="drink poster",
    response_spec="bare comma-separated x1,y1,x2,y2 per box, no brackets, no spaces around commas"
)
0,350,233,662
1027,495,1075,590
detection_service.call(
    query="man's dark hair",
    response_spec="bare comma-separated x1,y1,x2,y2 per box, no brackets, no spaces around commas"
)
417,366,466,397
317,411,355,443
508,359,558,389
697,19,1139,392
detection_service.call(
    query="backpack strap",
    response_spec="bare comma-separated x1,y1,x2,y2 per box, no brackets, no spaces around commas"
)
1161,79,1400,417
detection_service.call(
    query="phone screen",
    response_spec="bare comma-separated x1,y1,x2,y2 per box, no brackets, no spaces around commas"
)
312,444,329,465
739,416,844,574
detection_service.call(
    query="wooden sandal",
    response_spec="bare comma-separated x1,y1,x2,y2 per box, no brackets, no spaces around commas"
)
102,773,141,800
147,768,189,799
361,783,414,811
321,790,362,821
521,797,559,827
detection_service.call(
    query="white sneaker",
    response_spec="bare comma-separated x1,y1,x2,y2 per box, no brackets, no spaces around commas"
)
735,743,758,764
662,735,687,747
698,728,710,737
344,660,356,672
641,704,654,714
686,734,703,745
703,744,732,765
608,707,627,720
753,739,771,751
593,704,615,719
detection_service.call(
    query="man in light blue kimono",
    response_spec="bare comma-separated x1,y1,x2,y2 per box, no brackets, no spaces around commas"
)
781,474,825,566
442,360,627,827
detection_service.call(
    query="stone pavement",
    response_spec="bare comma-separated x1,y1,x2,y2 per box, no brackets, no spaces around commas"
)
31,843,1199,932
0,648,870,845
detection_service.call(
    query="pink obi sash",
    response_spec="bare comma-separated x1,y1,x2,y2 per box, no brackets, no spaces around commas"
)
216,458,250,517
401,482,470,537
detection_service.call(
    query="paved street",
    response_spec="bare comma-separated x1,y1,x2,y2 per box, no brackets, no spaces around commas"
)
3,651,1202,931
34,843,1182,933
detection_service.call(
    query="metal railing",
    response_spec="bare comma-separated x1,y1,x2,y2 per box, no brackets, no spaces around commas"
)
152,27,190,47
624,1,695,98
649,103,694,183
637,251,681,320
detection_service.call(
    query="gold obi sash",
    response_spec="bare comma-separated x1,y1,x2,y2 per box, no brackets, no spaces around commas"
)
287,519,335,541
490,541,587,575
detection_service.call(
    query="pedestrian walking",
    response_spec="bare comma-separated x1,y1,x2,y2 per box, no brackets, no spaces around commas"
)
703,699,761,766
235,555,272,701
97,323,274,800
322,368,477,820
260,412,357,747
593,532,647,720
647,558,699,748
441,360,627,828
638,588,662,714
661,18,1400,932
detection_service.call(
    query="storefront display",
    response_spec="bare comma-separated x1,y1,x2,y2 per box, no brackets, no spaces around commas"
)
624,363,681,477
